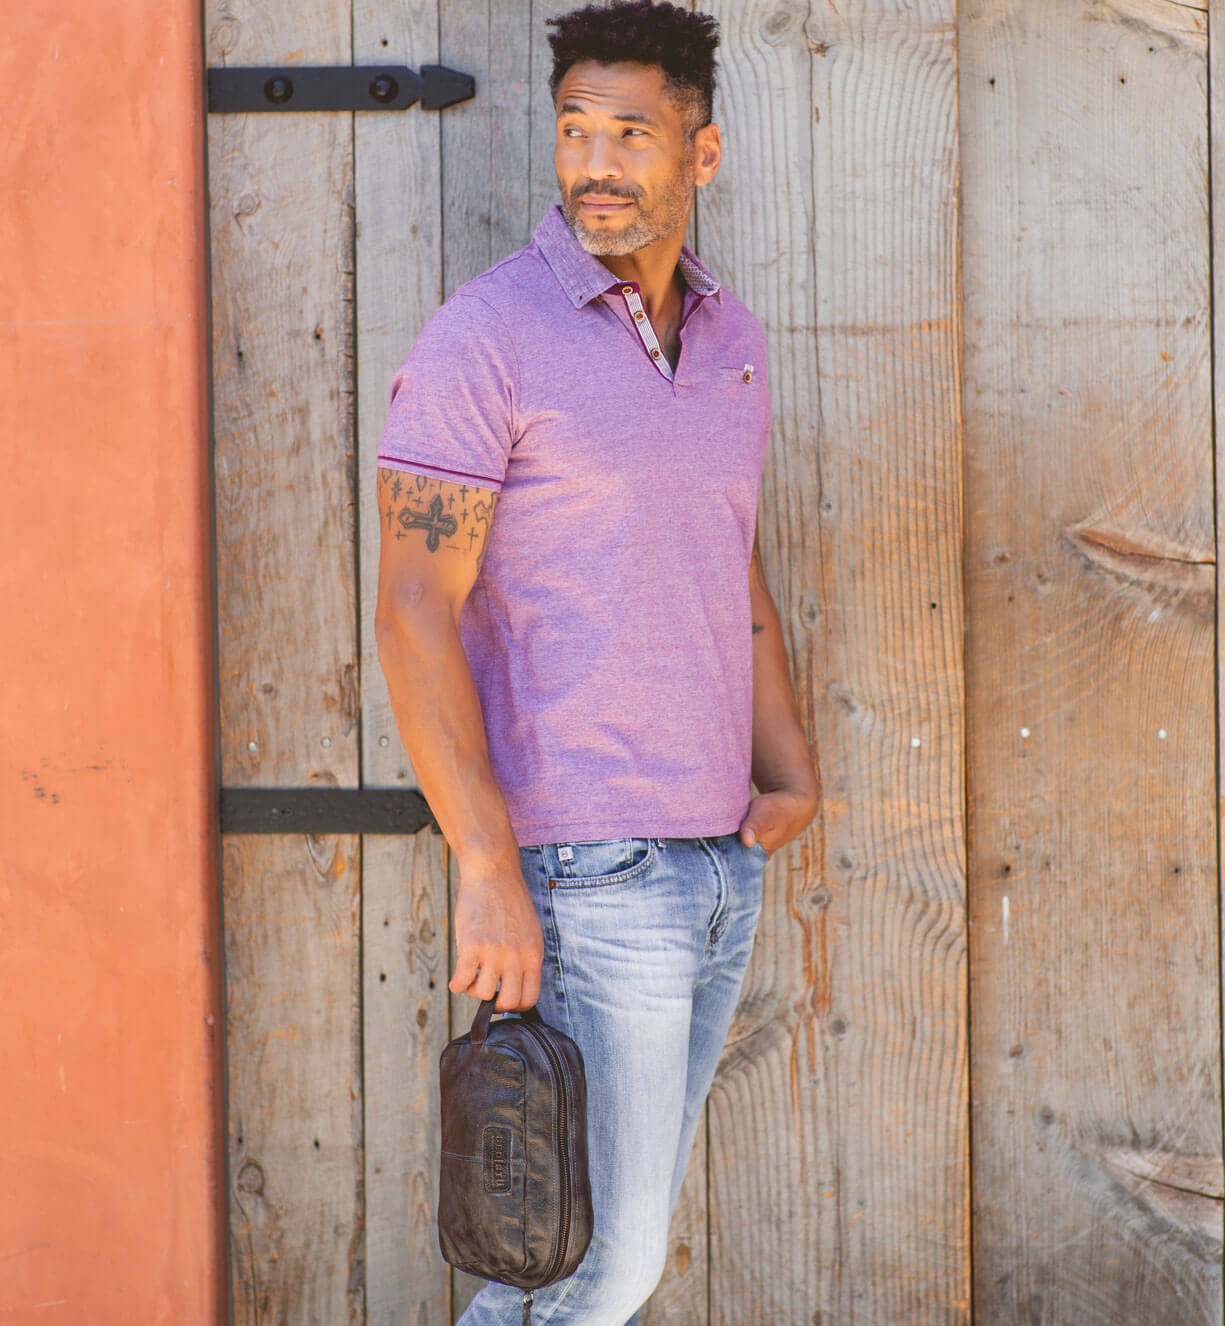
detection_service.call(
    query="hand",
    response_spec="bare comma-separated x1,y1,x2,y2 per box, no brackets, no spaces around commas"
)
739,783,819,858
450,866,545,1012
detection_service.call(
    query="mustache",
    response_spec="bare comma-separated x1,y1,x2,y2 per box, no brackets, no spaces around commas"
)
571,183,640,202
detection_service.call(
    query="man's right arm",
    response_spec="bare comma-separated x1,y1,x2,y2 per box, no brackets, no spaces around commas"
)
373,466,542,1012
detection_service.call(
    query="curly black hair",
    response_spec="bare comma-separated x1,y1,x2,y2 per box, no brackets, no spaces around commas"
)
546,1,720,139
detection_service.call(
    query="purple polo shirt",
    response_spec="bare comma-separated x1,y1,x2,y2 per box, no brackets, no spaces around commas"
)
378,204,771,846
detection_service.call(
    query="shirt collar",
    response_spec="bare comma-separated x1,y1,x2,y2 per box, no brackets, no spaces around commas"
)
533,203,724,308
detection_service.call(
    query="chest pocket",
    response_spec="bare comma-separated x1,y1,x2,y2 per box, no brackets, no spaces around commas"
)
716,364,762,387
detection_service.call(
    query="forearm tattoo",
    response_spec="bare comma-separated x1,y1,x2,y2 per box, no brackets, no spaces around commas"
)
378,468,498,572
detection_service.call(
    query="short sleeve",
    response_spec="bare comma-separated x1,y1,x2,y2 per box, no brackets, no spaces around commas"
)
377,292,517,494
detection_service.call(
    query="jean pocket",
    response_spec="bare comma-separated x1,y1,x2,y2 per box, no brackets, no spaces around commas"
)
748,840,769,863
549,837,657,889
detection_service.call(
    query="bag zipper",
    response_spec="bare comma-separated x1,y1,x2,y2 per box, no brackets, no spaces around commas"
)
522,1021,573,1282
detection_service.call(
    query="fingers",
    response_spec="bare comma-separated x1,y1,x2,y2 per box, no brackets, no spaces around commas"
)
740,817,769,849
520,961,541,1012
495,969,523,1013
450,882,545,1011
449,948,542,1011
449,950,480,996
469,959,501,1004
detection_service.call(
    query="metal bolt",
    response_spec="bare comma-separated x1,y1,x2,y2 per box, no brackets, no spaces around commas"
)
321,737,332,749
369,74,399,103
378,735,390,748
1020,727,1030,739
1157,729,1168,740
264,76,293,105
247,740,258,753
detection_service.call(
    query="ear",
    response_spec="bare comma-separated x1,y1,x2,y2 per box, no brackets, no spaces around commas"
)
693,121,722,188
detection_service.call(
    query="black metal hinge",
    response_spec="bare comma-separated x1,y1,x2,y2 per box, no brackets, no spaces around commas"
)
220,787,437,835
207,64,474,114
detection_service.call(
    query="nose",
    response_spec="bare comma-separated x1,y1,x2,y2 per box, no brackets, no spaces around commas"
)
583,130,622,181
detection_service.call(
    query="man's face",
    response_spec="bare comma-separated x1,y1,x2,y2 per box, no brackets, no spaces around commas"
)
553,60,716,257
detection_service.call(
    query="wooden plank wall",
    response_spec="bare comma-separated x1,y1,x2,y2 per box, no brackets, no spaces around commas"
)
205,0,1224,1322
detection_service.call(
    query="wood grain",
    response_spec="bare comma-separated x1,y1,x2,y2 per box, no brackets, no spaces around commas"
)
223,834,364,1325
961,0,1222,1319
702,2,968,1320
207,0,358,791
362,833,451,1325
352,3,452,1312
356,0,442,793
207,0,362,1318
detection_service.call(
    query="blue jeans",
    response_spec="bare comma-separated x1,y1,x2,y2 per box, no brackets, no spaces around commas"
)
456,831,766,1326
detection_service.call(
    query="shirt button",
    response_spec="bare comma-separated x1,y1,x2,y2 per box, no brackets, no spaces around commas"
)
621,284,633,295
634,310,645,322
743,370,753,382
651,348,661,358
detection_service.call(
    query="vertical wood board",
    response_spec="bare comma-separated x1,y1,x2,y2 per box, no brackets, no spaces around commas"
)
356,0,443,791
352,3,452,1310
961,1,1222,1319
223,835,364,1326
207,1,363,1321
702,2,968,1319
207,0,358,789
362,834,451,1325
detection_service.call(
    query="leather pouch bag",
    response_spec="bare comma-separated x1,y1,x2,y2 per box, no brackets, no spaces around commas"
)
438,998,594,1321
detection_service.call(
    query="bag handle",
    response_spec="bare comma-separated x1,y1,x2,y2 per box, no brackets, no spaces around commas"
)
469,997,542,1045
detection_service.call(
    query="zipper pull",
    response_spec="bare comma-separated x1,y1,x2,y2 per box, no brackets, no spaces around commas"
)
522,1289,533,1325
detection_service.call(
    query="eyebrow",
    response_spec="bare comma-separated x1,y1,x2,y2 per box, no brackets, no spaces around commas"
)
557,100,661,128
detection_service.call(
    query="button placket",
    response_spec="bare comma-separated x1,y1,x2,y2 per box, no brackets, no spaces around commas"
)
620,286,674,382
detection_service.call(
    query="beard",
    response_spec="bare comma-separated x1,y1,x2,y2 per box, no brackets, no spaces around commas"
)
560,149,696,256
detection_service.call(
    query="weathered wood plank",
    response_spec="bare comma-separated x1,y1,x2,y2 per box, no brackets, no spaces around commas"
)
362,833,451,1325
356,0,442,793
961,1,1222,1319
702,2,968,1321
440,0,535,291
206,0,358,790
206,0,361,1318
223,834,364,1325
353,3,452,1318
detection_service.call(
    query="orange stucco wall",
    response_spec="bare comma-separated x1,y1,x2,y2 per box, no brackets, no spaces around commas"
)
1,2,223,1322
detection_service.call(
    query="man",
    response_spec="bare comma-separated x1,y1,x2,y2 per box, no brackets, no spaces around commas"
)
374,3,818,1321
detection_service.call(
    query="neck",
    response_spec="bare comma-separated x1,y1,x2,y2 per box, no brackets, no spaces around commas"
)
594,225,688,326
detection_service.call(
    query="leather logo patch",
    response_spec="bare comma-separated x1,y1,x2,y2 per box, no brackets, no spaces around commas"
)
483,1126,512,1194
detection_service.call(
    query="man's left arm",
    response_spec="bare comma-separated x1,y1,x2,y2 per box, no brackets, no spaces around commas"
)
739,532,821,856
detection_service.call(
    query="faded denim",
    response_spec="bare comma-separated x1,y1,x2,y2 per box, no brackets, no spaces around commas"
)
456,830,766,1326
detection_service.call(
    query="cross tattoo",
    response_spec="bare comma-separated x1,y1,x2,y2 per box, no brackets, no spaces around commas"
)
397,493,458,551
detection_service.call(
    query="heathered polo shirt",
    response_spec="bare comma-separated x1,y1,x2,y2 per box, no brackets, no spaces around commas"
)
378,203,771,846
